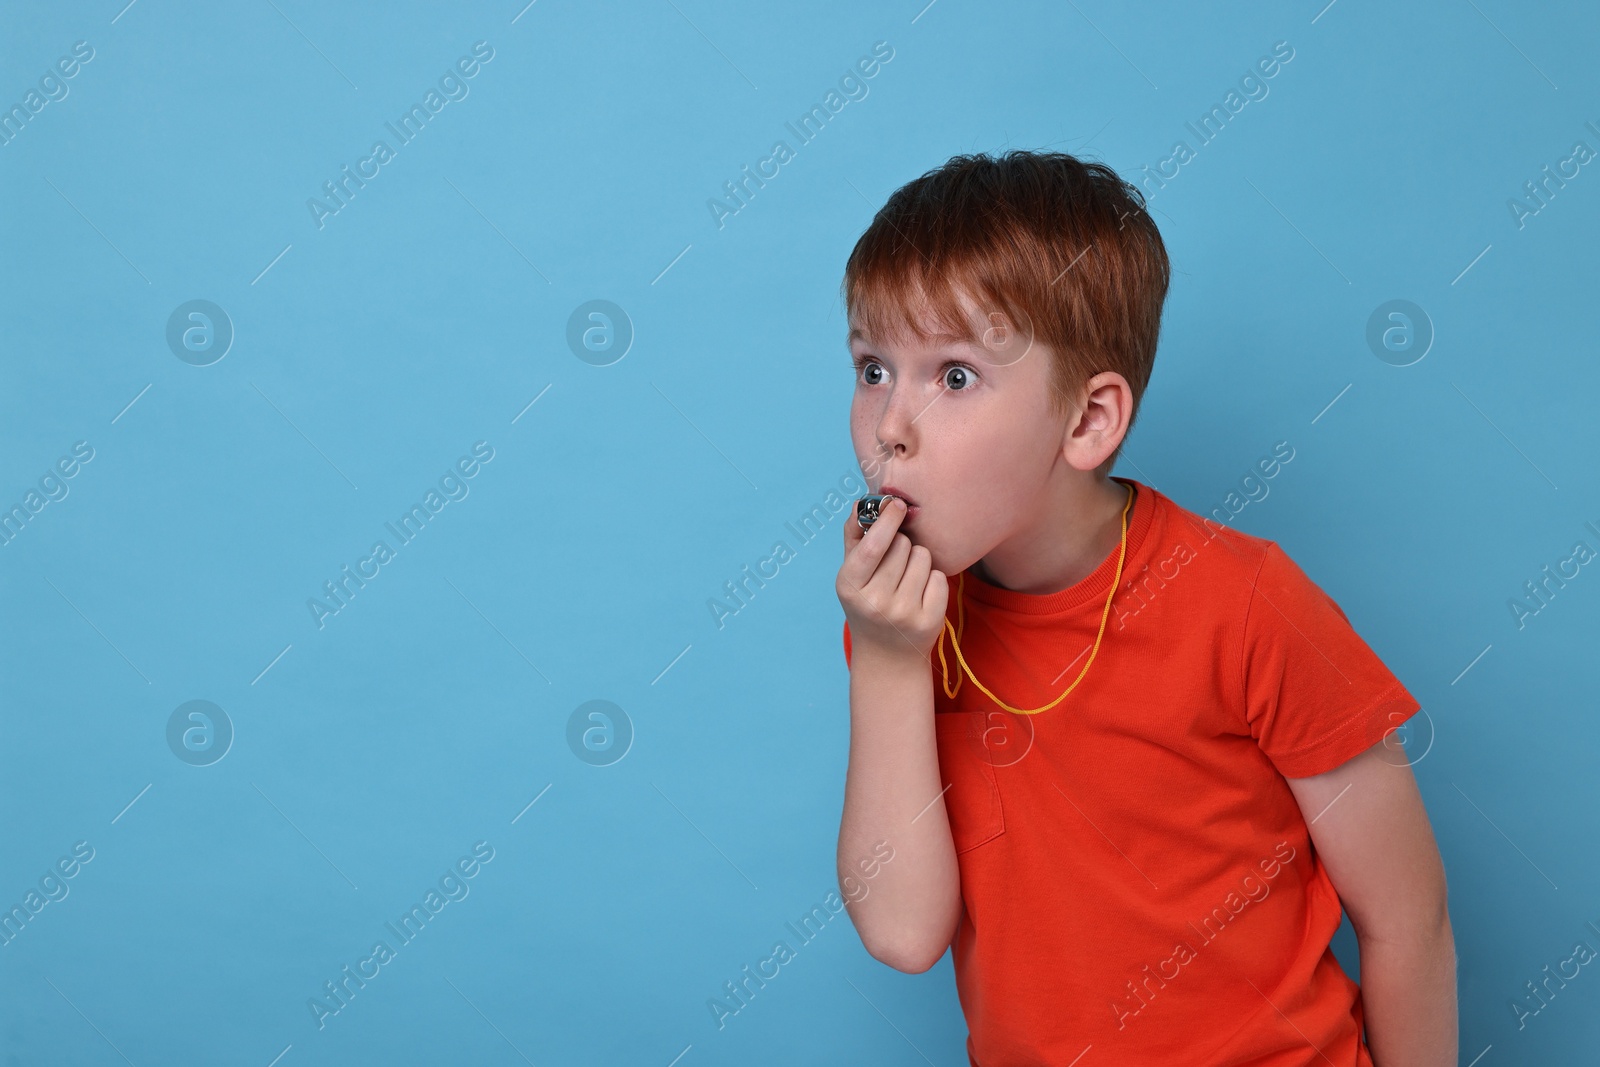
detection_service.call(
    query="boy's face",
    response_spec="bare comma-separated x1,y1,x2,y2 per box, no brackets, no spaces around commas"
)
849,290,1071,576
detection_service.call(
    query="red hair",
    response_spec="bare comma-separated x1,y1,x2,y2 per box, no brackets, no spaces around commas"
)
840,150,1170,474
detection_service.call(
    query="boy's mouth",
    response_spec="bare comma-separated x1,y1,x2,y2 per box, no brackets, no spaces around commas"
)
877,485,917,507
878,485,920,525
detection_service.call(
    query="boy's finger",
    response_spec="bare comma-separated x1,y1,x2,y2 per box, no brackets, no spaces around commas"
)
871,531,914,596
922,569,948,618
844,497,905,576
899,543,932,604
844,495,897,552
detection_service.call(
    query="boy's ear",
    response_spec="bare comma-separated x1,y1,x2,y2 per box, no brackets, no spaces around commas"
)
1060,371,1133,472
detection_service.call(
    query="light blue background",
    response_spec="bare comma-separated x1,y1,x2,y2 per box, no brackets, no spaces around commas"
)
3,0,1597,1063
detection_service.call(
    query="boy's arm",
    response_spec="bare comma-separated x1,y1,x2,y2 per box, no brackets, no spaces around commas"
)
835,494,961,974
837,641,962,973
1284,737,1458,1067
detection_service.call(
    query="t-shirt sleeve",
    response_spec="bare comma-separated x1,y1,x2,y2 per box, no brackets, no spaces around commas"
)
1241,542,1421,778
843,619,852,669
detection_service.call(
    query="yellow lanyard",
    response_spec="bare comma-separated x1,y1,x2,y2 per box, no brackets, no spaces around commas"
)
935,482,1135,715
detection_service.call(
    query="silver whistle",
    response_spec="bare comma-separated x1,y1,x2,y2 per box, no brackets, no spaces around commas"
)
855,494,898,531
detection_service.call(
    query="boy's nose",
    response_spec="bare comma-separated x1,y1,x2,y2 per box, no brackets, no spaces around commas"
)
874,393,918,456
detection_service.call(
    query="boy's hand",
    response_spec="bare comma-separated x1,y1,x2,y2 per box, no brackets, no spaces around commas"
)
836,496,949,662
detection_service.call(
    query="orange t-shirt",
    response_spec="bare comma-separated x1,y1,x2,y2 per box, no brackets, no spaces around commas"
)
842,477,1420,1066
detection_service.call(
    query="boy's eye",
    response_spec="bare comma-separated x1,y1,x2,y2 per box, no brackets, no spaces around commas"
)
853,356,976,391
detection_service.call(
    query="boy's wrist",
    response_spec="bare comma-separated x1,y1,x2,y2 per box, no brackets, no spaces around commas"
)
849,638,931,677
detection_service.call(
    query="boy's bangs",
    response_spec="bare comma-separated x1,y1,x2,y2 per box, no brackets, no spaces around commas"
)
844,259,1030,358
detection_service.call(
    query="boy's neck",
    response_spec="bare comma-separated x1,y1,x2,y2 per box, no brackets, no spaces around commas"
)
972,473,1135,597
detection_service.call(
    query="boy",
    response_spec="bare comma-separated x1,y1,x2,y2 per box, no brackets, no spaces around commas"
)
833,151,1456,1065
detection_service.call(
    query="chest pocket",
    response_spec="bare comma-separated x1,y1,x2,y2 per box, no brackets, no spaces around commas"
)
934,710,1006,853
